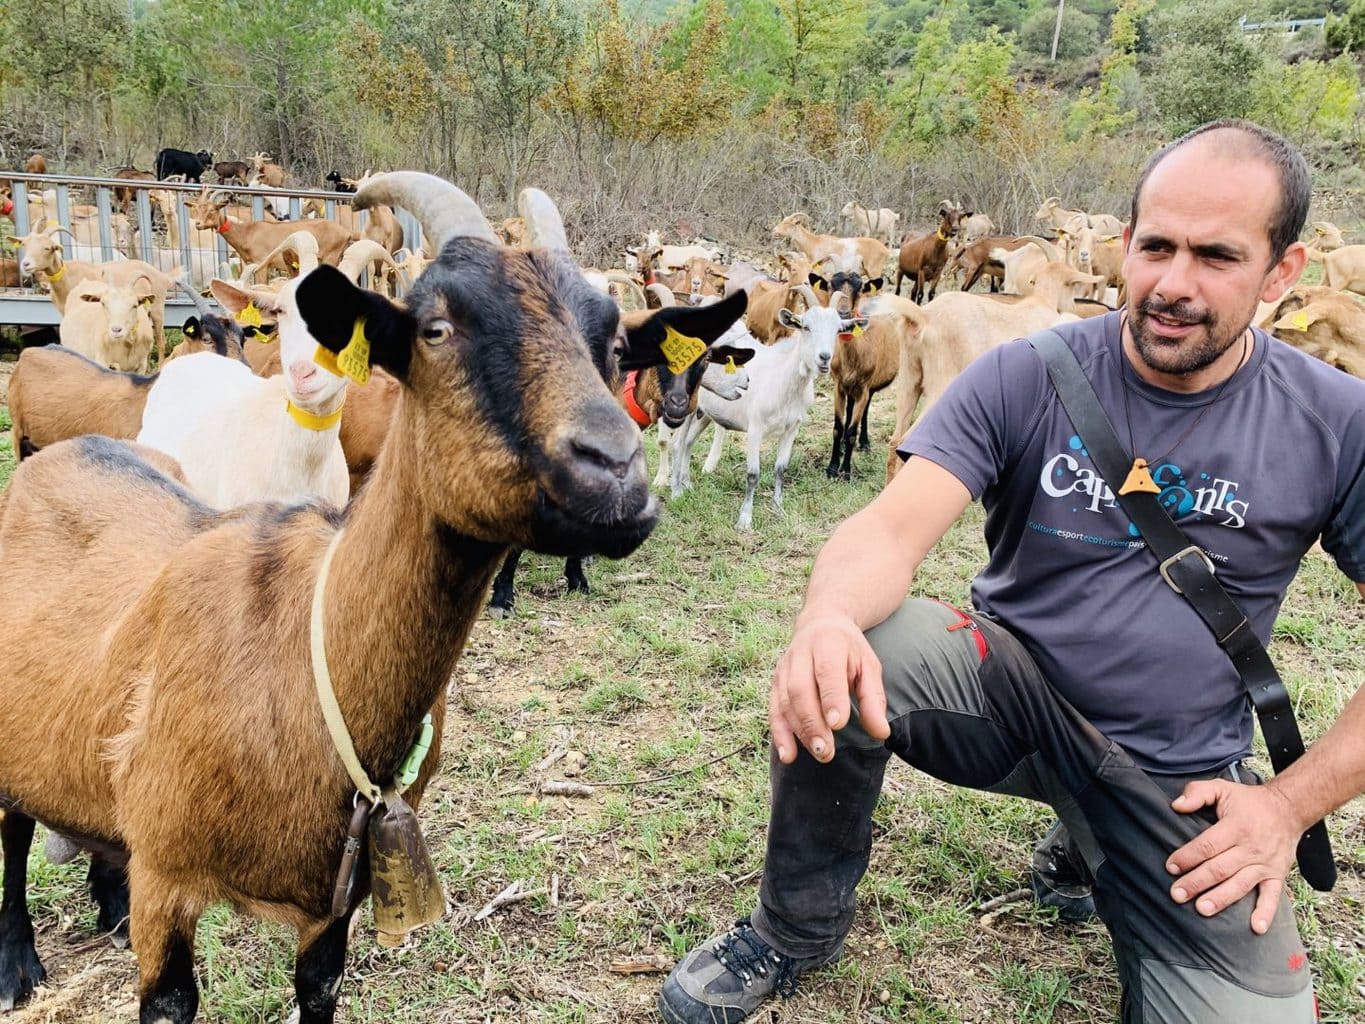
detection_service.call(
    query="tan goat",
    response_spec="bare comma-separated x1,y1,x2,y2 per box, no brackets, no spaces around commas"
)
772,212,891,278
191,189,354,270
59,275,158,372
1268,289,1365,378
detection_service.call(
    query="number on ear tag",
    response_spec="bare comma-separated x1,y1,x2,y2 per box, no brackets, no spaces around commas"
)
660,325,706,374
336,318,372,384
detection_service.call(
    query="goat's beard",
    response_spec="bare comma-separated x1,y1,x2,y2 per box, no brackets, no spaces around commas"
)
1128,296,1251,377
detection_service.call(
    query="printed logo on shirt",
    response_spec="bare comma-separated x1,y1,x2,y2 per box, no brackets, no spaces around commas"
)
1038,435,1249,536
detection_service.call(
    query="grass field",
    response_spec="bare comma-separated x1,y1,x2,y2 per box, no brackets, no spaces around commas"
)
0,356,1362,1024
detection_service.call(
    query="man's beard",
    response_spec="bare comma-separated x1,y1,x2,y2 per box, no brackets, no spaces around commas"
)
1129,296,1248,377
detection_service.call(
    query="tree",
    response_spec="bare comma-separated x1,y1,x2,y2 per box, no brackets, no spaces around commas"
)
1142,0,1265,135
1020,5,1101,60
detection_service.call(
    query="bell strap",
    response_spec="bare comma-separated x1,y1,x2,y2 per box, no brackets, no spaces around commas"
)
1028,329,1336,892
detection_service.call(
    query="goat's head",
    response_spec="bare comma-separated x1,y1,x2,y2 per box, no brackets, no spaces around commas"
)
777,286,865,377
189,188,231,231
78,277,153,362
809,270,879,311
290,172,675,557
171,282,248,364
772,213,810,239
626,290,752,427
1034,197,1063,221
14,226,67,276
195,149,213,167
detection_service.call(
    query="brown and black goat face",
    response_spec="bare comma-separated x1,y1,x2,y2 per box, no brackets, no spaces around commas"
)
295,246,662,558
632,292,752,428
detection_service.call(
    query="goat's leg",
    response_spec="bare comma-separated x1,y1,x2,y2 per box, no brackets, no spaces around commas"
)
0,812,45,1011
736,433,760,531
564,557,589,594
826,384,845,479
132,862,200,1024
702,426,726,475
89,855,131,948
488,549,523,619
894,267,904,295
839,393,860,480
652,422,673,490
670,412,703,496
857,398,873,452
772,425,799,511
292,911,355,1024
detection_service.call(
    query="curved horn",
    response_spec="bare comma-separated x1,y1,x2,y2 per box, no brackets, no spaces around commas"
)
518,188,569,251
174,278,214,317
792,283,820,310
45,223,76,242
604,270,647,310
644,283,674,309
1019,235,1062,262
256,230,320,277
338,238,398,284
354,171,495,251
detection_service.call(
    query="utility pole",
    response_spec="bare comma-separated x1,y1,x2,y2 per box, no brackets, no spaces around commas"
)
1051,0,1066,61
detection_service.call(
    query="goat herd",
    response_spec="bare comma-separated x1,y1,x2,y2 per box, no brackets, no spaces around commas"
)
0,164,1361,1022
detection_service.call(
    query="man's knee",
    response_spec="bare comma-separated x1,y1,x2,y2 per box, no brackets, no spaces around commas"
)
1135,958,1314,1023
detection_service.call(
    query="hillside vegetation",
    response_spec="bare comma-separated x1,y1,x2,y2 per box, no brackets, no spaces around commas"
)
2,1,1363,260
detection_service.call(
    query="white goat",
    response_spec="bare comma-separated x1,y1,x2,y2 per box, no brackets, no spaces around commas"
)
673,285,864,528
58,275,157,372
136,249,350,508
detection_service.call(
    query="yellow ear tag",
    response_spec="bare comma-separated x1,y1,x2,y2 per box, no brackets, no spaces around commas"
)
660,324,707,374
724,355,738,374
183,321,197,337
852,323,863,336
335,317,372,384
236,301,263,329
1290,310,1311,331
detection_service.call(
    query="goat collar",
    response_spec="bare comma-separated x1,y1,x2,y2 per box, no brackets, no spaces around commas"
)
622,370,654,428
286,395,345,431
46,263,66,282
311,529,385,806
218,217,232,235
936,228,949,242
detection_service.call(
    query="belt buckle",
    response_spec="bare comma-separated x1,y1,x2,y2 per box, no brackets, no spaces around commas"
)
1158,544,1215,595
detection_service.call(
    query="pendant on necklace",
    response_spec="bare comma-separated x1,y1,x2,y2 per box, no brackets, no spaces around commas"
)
1119,457,1161,495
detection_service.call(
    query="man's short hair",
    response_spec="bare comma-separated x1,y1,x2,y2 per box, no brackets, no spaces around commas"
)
1129,120,1310,264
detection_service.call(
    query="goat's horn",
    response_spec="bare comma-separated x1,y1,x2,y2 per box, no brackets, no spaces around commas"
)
174,278,214,317
338,239,397,283
518,187,569,251
355,171,495,251
644,283,674,308
793,283,820,309
1019,235,1062,262
46,224,75,242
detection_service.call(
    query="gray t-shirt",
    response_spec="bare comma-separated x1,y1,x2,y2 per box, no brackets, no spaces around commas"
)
900,310,1365,773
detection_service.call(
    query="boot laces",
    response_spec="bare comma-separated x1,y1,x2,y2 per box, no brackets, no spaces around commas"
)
712,919,801,998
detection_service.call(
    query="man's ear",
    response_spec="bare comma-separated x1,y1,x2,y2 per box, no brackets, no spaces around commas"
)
294,265,417,379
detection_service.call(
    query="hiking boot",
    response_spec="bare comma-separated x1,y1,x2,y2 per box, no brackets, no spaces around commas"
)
658,917,836,1024
1029,820,1096,923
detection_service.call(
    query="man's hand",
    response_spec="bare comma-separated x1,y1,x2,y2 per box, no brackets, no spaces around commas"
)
769,613,890,764
1166,779,1304,934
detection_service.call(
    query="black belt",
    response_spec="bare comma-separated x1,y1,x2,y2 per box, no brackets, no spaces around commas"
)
1029,330,1335,892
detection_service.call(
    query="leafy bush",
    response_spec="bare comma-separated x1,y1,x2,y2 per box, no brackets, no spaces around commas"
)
1020,6,1102,60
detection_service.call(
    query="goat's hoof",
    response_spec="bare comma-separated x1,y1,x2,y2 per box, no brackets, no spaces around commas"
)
839,470,851,482
565,578,589,594
857,441,872,453
825,466,839,479
0,937,46,1011
109,930,130,951
487,604,512,620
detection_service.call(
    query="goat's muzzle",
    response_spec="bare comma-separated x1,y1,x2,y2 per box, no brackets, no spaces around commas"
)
531,398,657,558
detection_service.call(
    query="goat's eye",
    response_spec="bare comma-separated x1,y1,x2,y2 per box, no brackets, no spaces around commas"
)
422,318,454,345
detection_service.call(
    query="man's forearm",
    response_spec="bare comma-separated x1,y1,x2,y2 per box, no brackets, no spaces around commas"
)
797,504,921,632
1266,683,1365,829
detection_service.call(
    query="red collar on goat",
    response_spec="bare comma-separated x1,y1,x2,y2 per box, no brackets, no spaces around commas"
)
623,370,654,427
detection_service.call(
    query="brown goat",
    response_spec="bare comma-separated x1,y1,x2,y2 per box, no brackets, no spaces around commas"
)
827,314,898,479
7,313,248,461
955,234,1037,292
0,173,692,1020
895,205,964,302
112,167,157,213
24,153,46,174
191,189,354,269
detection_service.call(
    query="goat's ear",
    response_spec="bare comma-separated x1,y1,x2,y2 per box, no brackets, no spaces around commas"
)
862,278,883,294
778,307,803,330
808,272,829,291
708,344,756,367
295,265,416,380
181,316,201,339
209,279,252,315
619,289,747,370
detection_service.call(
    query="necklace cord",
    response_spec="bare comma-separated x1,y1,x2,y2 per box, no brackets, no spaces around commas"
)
1119,317,1251,467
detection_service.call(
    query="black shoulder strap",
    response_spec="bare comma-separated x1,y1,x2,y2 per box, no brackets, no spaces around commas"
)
1028,329,1335,892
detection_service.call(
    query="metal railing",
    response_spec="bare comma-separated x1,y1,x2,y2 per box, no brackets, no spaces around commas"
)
0,171,422,328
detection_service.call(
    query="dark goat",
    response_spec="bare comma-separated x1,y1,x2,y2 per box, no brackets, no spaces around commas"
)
488,288,753,616
955,234,1036,292
112,166,156,213
895,205,964,302
325,170,356,193
154,147,213,182
214,160,252,185
0,174,688,1021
